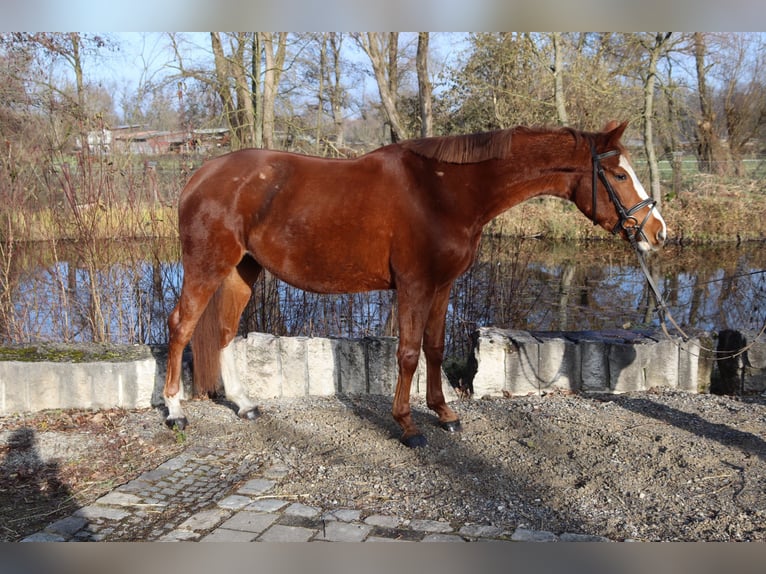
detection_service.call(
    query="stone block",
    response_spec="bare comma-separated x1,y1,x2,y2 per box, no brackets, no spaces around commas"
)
678,337,704,392
531,332,581,392
565,332,609,392
608,341,644,392
278,336,308,397
470,327,510,397
505,330,542,395
334,337,367,394
365,337,398,395
642,336,680,389
306,337,337,396
243,332,282,398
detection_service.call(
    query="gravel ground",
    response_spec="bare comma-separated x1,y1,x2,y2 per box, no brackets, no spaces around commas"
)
1,389,765,542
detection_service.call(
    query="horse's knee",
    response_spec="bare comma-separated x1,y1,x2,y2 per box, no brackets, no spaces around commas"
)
397,347,421,375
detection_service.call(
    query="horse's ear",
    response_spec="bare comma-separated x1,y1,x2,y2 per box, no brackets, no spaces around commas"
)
603,121,628,141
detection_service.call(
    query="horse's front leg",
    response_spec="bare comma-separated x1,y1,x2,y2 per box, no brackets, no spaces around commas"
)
392,288,432,448
423,285,462,432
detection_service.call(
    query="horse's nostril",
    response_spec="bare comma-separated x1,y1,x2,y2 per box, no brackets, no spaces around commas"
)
657,229,667,243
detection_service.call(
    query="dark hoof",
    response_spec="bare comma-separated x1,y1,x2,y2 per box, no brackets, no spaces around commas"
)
166,417,188,431
401,433,428,448
440,419,463,433
239,407,261,421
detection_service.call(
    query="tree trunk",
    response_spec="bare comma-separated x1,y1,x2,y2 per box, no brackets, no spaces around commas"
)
262,32,287,149
356,33,410,143
693,32,728,175
642,33,672,209
231,33,256,148
551,32,569,126
416,32,433,137
251,33,263,148
210,33,242,150
329,33,345,149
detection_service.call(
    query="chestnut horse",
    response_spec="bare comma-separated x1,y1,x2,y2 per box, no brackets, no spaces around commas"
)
163,121,667,447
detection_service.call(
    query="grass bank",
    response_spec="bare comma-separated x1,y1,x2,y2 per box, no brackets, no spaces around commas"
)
1,170,764,244
488,186,766,244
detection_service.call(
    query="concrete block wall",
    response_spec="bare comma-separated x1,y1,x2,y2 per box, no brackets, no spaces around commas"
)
226,333,452,402
1,358,157,415
2,328,763,416
467,327,713,397
2,334,453,416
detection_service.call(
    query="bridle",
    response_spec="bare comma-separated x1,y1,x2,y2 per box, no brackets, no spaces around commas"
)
590,143,671,332
590,144,657,248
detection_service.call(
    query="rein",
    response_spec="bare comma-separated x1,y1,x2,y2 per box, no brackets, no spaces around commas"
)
590,146,765,362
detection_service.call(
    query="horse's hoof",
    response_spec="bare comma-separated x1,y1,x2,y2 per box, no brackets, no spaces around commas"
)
166,417,188,431
239,407,261,421
440,419,463,433
401,433,428,448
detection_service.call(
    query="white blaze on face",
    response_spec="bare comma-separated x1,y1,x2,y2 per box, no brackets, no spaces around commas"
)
619,155,668,248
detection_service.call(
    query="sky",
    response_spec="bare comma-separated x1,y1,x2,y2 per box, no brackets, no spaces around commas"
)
2,0,766,33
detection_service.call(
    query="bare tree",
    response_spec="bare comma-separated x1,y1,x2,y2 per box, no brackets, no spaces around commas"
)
261,32,287,149
717,33,766,176
416,32,433,137
636,32,675,209
354,32,410,142
693,32,728,175
551,32,569,126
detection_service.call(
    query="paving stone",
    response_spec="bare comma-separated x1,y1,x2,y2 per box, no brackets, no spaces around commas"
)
246,498,290,513
237,478,276,496
322,509,362,522
96,491,144,507
218,511,278,534
315,521,372,542
259,524,316,542
74,505,131,521
364,515,402,529
217,495,254,510
21,532,68,542
176,508,231,532
458,524,506,538
201,528,258,542
409,519,453,533
158,529,200,541
284,502,321,518
45,515,89,537
510,527,559,542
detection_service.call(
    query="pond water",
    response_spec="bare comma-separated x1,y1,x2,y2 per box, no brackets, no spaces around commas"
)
2,237,765,361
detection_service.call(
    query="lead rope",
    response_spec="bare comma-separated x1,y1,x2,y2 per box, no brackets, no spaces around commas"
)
628,232,766,362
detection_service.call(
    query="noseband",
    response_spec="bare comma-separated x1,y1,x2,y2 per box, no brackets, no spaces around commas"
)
591,144,657,247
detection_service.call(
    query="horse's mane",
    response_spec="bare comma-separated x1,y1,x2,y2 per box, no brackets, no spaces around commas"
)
399,126,583,164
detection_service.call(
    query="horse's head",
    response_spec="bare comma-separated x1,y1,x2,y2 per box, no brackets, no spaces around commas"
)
581,121,667,253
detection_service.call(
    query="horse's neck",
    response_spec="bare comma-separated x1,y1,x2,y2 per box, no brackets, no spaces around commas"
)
476,151,584,227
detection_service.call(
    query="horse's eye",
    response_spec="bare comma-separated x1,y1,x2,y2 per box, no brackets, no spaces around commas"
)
615,173,627,182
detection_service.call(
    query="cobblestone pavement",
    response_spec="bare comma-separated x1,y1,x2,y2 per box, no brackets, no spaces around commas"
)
21,443,609,543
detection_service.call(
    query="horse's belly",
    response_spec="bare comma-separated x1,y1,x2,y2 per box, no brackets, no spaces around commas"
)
253,244,393,295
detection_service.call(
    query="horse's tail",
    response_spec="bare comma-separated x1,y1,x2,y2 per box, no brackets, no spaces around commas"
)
191,285,224,398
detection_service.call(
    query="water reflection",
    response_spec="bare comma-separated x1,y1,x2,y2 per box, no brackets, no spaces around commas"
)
2,238,764,361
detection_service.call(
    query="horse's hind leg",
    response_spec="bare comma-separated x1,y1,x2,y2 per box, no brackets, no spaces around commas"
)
164,278,222,429
217,256,262,419
423,285,461,432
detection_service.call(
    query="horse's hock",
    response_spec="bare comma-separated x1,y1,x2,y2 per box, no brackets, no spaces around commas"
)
1,329,765,415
